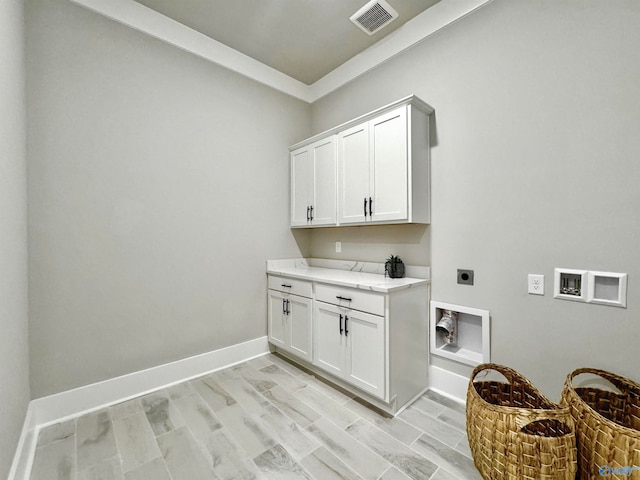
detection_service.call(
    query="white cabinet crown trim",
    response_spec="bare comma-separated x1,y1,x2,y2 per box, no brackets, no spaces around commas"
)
289,95,433,151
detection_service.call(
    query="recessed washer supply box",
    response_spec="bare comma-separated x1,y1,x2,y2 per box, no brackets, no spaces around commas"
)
554,268,627,308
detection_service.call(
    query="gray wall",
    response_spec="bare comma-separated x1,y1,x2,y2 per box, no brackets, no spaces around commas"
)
310,0,640,399
26,0,310,398
0,0,30,476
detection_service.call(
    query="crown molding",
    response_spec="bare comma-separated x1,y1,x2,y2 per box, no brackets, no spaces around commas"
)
68,0,313,101
69,0,492,104
309,0,492,101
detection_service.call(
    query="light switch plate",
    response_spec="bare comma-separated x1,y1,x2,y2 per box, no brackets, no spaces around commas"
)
528,274,544,295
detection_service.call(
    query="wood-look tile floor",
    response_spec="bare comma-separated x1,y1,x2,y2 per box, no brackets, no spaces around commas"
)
29,353,482,480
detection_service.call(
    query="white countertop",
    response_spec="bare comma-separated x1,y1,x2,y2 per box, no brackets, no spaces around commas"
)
267,258,430,293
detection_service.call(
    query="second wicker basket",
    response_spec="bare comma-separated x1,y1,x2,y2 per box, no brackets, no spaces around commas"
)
466,363,577,480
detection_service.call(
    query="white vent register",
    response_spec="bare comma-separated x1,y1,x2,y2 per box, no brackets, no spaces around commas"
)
350,0,399,35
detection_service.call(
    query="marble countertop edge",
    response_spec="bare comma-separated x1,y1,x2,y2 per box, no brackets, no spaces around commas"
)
266,258,430,293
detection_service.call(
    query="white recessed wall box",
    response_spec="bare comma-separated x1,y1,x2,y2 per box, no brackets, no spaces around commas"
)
554,268,627,308
554,268,588,303
430,301,490,367
587,271,628,308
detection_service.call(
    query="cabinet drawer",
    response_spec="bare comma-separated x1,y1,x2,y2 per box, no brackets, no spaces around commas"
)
268,275,312,298
315,284,384,316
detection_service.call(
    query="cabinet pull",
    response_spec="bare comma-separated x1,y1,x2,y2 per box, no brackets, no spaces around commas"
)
344,315,349,336
282,298,287,315
286,299,290,315
281,284,292,288
363,197,367,217
336,295,352,302
310,205,314,221
368,197,373,216
339,314,343,335
306,206,310,222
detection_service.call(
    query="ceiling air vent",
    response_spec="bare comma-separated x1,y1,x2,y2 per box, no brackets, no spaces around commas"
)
350,0,399,35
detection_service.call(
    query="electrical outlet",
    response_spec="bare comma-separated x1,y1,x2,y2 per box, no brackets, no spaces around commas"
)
528,274,544,295
335,241,341,253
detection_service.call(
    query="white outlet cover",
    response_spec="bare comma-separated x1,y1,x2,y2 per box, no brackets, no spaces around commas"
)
528,274,544,295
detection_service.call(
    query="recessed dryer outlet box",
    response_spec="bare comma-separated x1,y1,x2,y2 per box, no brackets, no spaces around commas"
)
457,269,474,285
587,271,627,308
554,268,588,302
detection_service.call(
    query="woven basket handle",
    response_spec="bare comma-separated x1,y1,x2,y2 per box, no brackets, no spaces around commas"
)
515,411,573,431
568,367,639,395
471,363,519,385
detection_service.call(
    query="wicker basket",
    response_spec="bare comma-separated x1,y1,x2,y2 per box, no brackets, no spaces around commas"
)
467,363,577,480
561,368,640,479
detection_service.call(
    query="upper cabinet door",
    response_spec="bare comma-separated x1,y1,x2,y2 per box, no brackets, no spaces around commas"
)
290,137,337,227
338,122,370,224
311,137,337,226
370,107,408,223
291,146,312,226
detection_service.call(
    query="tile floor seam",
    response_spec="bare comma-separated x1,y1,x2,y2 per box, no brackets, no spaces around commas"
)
339,420,398,475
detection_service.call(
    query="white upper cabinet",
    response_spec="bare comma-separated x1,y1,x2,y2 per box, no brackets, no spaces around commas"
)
290,95,432,228
290,136,337,227
338,106,410,224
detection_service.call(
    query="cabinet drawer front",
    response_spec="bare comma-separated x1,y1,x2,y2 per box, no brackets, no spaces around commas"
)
268,275,312,298
315,284,384,316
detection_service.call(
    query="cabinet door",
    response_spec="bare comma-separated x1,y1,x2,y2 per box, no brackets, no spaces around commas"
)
268,290,287,350
288,295,312,362
291,146,312,226
370,107,408,223
338,122,370,224
313,302,346,378
345,310,386,399
311,137,337,226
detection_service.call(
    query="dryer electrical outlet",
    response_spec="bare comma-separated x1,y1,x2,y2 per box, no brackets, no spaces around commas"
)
457,269,474,285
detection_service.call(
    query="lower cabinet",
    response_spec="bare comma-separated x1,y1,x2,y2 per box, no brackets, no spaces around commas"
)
314,301,385,399
267,272,428,415
268,289,312,362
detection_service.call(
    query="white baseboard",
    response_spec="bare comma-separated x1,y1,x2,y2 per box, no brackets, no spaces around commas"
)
7,404,36,480
428,365,469,404
8,336,269,480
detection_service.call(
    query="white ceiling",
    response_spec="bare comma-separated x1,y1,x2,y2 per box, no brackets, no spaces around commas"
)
133,0,442,85
69,0,492,102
